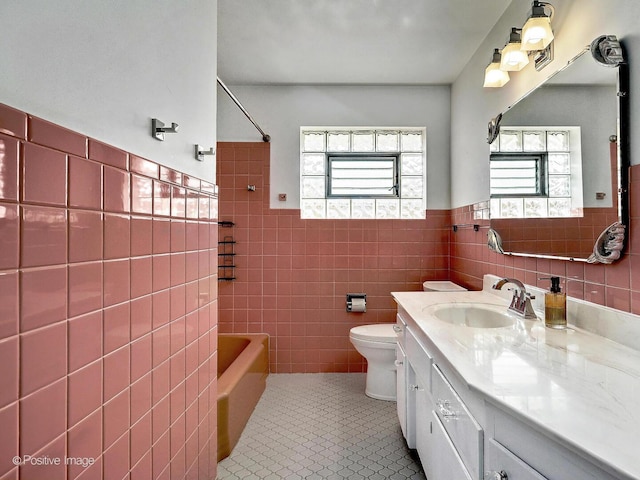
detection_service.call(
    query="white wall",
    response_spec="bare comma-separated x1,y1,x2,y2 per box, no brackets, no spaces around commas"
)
217,85,451,209
451,0,640,208
0,0,217,183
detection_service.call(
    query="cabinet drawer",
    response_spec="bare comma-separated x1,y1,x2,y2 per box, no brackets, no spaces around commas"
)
406,327,432,388
489,404,620,480
432,365,483,480
430,410,474,480
486,439,547,480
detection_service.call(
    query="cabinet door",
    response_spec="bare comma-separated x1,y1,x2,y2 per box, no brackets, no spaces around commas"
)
429,410,473,480
415,387,433,479
396,343,410,445
486,439,548,480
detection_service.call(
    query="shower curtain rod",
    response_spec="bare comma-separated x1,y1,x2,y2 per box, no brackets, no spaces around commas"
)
217,76,271,142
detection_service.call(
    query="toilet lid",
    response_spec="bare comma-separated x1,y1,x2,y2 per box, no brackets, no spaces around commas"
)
349,324,397,343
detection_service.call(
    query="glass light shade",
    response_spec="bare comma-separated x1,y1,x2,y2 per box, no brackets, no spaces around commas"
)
500,42,529,71
484,62,510,88
521,16,554,51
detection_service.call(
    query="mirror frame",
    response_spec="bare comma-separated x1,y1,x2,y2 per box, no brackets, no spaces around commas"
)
487,35,629,264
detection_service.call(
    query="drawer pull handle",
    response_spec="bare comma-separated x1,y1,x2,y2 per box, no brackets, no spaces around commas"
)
410,384,423,391
393,325,403,333
486,471,508,480
394,360,404,367
436,399,457,420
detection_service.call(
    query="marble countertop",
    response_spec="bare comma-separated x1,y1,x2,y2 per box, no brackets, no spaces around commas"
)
392,287,640,480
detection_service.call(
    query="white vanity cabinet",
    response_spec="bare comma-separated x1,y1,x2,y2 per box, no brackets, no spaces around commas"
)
398,311,484,480
393,297,635,480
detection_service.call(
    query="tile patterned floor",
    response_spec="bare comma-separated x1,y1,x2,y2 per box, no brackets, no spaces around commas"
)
217,373,425,479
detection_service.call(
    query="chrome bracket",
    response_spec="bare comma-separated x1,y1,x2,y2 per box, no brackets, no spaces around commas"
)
152,118,179,141
195,144,215,161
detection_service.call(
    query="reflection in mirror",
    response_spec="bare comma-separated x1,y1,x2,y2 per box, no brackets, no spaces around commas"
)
487,35,629,263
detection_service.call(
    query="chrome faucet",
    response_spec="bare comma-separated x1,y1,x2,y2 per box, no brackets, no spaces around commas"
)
492,278,537,319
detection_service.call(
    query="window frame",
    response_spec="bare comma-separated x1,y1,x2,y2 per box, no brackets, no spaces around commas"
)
326,152,400,199
489,152,548,198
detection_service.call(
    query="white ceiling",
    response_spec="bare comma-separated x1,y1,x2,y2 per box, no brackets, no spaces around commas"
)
217,0,512,85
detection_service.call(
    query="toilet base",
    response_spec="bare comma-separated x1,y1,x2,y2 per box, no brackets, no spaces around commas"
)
365,389,396,401
364,363,397,402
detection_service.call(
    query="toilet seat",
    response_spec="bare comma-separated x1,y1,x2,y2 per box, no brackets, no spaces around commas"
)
349,324,396,343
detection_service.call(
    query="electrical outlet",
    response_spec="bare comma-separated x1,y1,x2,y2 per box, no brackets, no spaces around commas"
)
278,193,287,201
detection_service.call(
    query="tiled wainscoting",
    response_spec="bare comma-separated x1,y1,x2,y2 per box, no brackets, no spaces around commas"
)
217,141,640,376
0,103,219,480
216,142,451,374
450,164,640,314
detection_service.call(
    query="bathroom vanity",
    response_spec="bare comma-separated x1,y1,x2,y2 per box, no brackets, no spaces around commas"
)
393,276,640,480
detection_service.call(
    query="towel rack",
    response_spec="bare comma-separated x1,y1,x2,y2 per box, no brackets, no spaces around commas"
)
451,224,491,232
217,221,236,281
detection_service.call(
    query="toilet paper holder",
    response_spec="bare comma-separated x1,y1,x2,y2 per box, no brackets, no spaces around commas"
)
346,294,367,313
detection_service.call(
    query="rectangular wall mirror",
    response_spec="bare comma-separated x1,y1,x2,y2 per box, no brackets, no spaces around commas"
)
487,35,629,264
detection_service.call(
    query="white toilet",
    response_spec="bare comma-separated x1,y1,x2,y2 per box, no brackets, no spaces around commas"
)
349,323,398,401
350,281,467,401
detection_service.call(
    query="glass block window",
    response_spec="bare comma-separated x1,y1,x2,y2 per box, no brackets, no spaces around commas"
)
490,127,580,219
300,127,426,219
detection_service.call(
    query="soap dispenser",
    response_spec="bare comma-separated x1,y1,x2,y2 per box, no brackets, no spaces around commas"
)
544,276,566,329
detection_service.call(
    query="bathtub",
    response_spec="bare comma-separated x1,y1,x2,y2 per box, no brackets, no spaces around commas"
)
217,333,269,461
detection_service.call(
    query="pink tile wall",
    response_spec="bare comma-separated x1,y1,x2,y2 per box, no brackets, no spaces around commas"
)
218,141,640,374
0,103,219,480
216,142,451,373
450,163,640,315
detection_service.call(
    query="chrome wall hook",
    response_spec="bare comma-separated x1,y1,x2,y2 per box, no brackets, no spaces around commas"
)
195,144,215,162
152,118,179,141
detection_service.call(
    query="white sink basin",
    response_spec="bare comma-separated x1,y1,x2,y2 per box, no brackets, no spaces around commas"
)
423,303,516,328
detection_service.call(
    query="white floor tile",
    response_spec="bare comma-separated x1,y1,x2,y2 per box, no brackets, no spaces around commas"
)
217,373,425,479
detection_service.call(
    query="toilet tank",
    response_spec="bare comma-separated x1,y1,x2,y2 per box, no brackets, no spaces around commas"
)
423,281,467,292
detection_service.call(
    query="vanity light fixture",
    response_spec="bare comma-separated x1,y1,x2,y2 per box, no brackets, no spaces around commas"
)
521,1,555,51
500,28,530,71
483,49,510,88
483,1,555,87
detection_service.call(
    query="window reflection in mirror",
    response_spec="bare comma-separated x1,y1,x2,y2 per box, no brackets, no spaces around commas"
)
490,127,584,218
487,43,625,261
